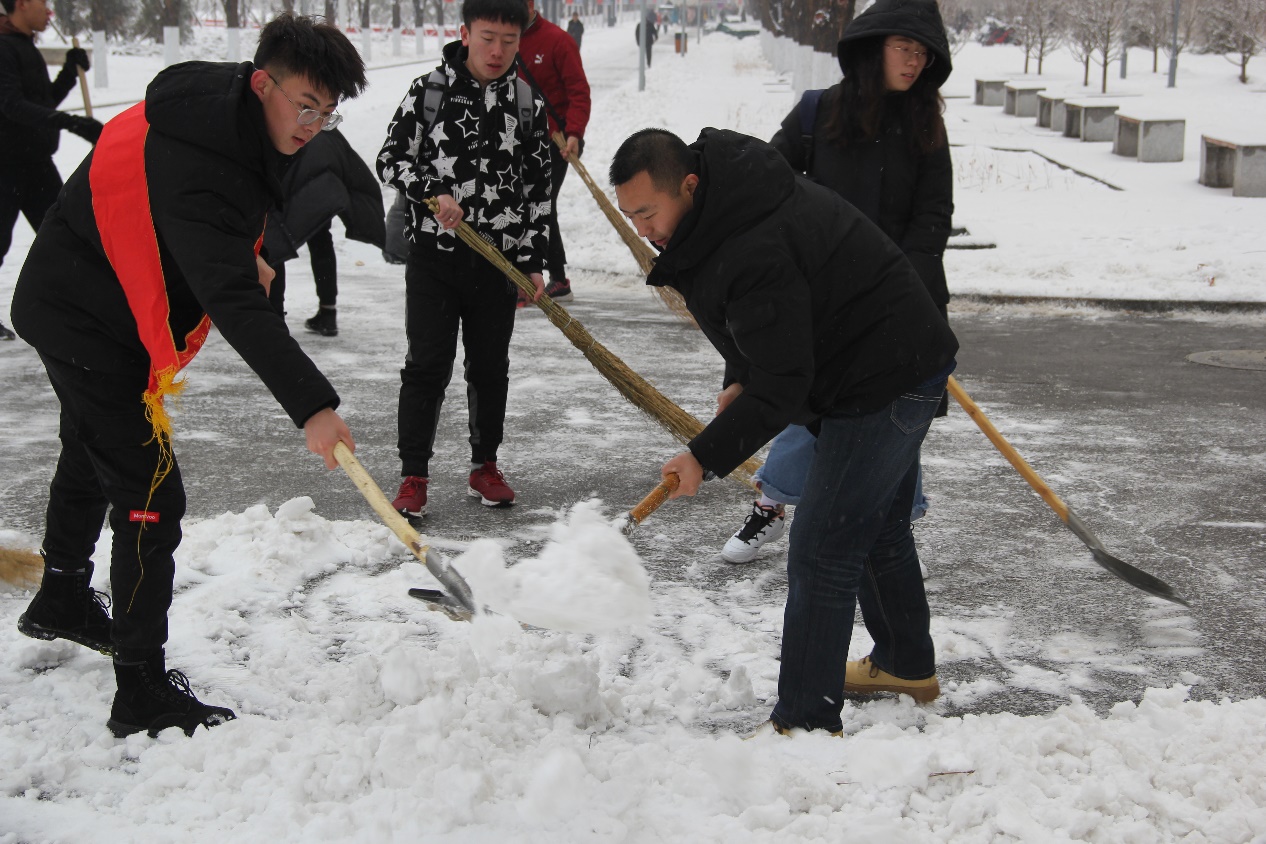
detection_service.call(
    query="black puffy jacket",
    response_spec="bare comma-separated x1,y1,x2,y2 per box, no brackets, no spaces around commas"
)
647,129,957,479
0,18,79,164
12,61,338,428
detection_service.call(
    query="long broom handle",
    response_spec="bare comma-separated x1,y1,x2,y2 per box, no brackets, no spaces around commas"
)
71,37,92,119
946,376,1070,523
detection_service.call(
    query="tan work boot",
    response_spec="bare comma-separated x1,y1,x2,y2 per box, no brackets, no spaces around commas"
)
844,655,940,704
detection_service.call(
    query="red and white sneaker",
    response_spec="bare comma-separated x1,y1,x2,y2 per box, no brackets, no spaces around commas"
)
468,462,515,507
392,476,428,518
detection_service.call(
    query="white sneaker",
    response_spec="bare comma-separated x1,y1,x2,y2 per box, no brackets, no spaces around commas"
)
721,502,786,563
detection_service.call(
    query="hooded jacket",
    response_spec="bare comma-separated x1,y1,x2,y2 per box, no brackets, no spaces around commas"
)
0,16,79,164
377,41,553,273
647,129,957,479
11,61,339,429
838,0,952,87
264,127,385,265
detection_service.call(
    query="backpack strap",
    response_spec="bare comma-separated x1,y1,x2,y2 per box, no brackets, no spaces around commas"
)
514,76,536,137
798,88,825,175
420,69,448,135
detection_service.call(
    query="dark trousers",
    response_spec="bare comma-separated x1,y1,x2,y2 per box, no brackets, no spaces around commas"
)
268,223,337,316
0,159,62,267
546,148,570,283
37,354,186,660
397,244,519,477
771,377,946,733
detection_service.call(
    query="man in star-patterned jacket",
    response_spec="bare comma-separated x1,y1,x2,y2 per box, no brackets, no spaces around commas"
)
377,0,553,517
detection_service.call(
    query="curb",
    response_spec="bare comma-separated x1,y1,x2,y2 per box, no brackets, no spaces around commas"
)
953,294,1266,314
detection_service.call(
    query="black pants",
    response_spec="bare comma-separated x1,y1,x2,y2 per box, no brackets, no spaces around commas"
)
37,354,186,660
268,222,337,316
546,147,570,284
397,244,519,477
0,159,62,267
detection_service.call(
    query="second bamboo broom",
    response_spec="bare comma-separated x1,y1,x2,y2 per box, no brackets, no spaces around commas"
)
424,197,759,487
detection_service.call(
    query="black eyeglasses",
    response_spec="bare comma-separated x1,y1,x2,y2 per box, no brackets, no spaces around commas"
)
886,43,935,67
267,72,343,131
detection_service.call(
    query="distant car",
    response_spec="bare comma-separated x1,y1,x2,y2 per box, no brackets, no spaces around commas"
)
979,26,1017,46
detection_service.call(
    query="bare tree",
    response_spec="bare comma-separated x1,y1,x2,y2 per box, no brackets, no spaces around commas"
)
1139,0,1201,72
1203,0,1266,83
1065,0,1100,86
1083,0,1133,92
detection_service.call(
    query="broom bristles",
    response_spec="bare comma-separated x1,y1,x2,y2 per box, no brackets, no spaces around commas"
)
0,547,43,590
426,197,760,487
552,133,695,324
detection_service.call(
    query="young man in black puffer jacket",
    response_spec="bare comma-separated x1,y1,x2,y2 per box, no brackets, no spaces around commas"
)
611,128,957,736
12,13,366,739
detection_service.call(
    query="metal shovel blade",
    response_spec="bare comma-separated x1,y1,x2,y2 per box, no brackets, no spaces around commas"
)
1066,510,1189,607
423,548,479,617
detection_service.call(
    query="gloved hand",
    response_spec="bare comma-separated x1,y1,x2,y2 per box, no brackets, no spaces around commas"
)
64,47,90,72
60,113,104,144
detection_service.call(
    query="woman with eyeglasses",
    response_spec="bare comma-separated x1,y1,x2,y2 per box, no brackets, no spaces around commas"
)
717,0,954,702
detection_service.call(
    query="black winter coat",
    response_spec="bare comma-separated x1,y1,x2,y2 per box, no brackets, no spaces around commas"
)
770,91,953,309
264,127,385,265
11,61,339,428
648,129,957,479
0,21,79,165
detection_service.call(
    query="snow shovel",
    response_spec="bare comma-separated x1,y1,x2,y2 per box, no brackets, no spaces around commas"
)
333,442,478,620
946,377,1188,606
622,473,681,535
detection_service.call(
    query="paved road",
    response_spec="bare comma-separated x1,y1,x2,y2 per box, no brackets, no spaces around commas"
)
2,288,1263,719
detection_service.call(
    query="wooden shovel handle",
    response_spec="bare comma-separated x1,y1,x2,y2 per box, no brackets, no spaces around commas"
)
946,376,1070,523
71,37,91,119
629,473,681,526
333,442,429,560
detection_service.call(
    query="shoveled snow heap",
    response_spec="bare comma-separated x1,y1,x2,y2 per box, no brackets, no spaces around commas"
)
453,498,654,633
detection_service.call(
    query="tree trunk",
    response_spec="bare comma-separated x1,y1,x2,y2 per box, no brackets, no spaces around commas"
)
325,0,337,25
91,0,106,32
163,0,180,27
1083,55,1090,86
224,0,239,28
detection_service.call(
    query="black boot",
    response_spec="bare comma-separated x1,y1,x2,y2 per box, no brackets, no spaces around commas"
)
17,566,113,655
108,651,237,738
304,306,338,337
0,319,15,340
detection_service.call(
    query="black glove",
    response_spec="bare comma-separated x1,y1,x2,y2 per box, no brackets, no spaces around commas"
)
60,113,104,145
64,47,90,72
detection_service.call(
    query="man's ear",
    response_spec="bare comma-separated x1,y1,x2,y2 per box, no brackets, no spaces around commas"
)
682,173,700,197
249,68,270,103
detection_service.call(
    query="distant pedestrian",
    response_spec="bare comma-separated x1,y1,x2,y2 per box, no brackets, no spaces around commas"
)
636,9,657,67
566,11,583,47
263,127,386,337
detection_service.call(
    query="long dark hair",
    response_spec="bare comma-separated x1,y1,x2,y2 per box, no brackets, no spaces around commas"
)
823,37,946,156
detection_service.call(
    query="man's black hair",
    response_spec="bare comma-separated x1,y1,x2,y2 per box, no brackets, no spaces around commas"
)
609,128,694,194
254,13,367,100
461,0,529,30
0,0,16,15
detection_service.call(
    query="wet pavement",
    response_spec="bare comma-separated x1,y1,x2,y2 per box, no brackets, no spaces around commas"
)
2,281,1264,717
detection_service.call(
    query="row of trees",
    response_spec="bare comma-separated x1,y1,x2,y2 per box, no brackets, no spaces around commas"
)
747,0,1266,87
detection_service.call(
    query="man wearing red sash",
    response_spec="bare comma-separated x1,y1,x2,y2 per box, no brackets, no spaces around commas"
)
10,14,367,739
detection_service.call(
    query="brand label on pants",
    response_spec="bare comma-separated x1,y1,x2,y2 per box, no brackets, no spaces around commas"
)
129,510,160,523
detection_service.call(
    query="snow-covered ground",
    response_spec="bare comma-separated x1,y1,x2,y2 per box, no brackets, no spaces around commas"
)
2,19,1265,843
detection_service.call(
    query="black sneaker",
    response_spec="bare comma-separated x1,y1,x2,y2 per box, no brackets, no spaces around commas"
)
544,277,573,303
17,568,114,655
304,307,338,337
0,320,15,341
108,653,237,738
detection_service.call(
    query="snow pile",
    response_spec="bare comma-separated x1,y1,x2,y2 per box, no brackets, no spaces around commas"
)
456,499,654,633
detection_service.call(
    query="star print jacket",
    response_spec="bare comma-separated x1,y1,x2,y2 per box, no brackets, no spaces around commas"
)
377,41,553,273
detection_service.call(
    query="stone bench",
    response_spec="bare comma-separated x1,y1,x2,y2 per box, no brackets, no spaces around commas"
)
1037,92,1067,129
1004,82,1046,117
974,77,1009,107
1064,99,1121,142
1199,135,1266,197
1113,114,1185,162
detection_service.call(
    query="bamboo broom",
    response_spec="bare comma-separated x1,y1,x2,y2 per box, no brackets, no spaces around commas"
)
0,547,42,589
550,131,693,324
425,197,760,487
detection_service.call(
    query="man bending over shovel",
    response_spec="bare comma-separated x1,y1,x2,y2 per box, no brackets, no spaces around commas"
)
610,128,958,736
10,14,366,739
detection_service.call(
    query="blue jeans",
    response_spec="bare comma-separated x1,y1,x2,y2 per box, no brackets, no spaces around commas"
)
770,379,945,733
755,425,929,520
